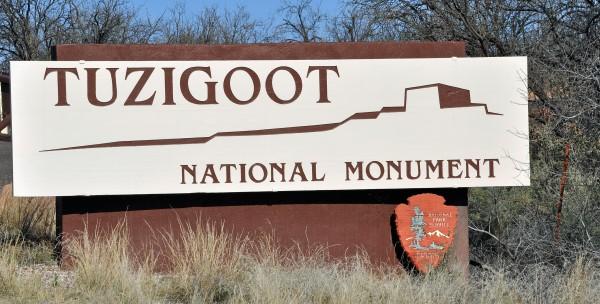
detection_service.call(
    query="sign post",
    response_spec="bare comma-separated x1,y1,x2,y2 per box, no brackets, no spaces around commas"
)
10,42,529,272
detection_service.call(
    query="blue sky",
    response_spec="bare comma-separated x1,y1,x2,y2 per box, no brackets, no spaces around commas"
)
131,0,342,23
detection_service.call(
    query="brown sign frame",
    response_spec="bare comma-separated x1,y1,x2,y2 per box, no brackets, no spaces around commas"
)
53,42,468,270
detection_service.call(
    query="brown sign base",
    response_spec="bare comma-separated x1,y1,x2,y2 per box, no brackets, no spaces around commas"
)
57,188,468,271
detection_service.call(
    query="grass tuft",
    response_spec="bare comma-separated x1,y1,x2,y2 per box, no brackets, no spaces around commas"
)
159,221,249,303
64,222,158,303
0,184,54,244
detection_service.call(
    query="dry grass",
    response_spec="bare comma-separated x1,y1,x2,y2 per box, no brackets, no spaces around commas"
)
0,184,54,244
63,223,158,303
0,186,599,303
1,221,598,303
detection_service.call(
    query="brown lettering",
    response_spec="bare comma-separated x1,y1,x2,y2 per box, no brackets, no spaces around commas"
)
366,161,385,180
200,164,219,183
239,163,247,183
266,66,302,104
447,159,462,178
425,160,444,179
465,159,481,178
483,159,500,177
290,162,308,182
180,66,218,105
44,68,79,106
220,164,236,183
307,66,339,103
249,163,268,183
405,160,422,180
310,162,325,181
345,161,363,181
124,67,156,105
386,161,402,180
85,68,118,106
162,67,175,105
180,165,197,184
270,163,286,182
224,67,260,105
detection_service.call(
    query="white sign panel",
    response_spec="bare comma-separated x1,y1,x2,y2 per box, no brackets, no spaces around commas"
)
11,58,529,196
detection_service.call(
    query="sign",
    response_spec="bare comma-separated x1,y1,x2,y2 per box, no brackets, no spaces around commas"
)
395,193,458,272
10,57,529,196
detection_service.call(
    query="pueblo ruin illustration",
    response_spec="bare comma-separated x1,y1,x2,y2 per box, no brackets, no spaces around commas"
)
42,83,501,152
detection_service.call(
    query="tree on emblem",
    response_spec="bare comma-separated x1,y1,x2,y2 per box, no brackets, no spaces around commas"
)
409,206,444,251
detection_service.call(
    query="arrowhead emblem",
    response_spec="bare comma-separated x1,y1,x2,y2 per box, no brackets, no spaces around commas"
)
394,193,458,273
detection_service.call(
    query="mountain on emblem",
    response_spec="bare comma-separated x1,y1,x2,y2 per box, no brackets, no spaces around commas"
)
427,230,450,238
394,193,458,273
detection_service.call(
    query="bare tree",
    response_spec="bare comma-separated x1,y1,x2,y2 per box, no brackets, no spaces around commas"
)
0,0,159,70
161,3,216,44
219,6,261,44
69,0,160,44
327,4,376,42
0,0,72,63
161,4,262,45
193,7,222,44
277,0,324,42
354,0,537,55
